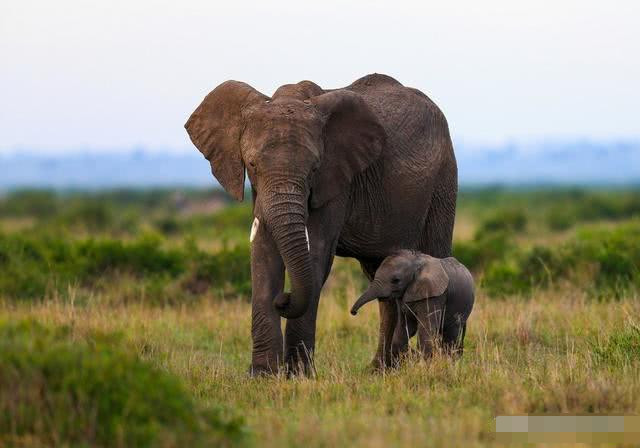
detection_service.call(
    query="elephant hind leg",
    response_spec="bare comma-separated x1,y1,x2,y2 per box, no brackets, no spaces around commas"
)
422,162,457,258
442,319,466,358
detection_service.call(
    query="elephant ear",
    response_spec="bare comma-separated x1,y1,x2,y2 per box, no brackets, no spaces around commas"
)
403,256,449,303
185,81,268,201
309,90,386,208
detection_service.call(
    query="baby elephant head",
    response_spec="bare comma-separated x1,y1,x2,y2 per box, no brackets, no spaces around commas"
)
350,251,449,315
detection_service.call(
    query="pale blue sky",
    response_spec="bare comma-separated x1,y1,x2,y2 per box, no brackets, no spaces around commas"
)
1,0,639,153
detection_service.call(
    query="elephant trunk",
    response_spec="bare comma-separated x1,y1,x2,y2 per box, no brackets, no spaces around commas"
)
350,281,383,315
262,185,314,319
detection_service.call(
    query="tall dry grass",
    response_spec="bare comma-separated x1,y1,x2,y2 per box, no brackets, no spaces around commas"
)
3,271,638,447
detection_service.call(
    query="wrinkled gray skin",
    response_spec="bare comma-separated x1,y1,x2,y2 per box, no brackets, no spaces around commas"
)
351,251,475,363
185,74,457,375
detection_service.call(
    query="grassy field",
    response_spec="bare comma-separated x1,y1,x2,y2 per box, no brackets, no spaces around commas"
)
1,188,639,447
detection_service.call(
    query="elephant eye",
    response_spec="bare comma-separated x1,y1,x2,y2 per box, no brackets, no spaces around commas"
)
391,277,400,284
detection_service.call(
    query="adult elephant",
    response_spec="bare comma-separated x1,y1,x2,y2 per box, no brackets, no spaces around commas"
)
185,74,457,375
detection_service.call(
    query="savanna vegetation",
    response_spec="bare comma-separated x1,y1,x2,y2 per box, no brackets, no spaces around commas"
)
1,187,639,447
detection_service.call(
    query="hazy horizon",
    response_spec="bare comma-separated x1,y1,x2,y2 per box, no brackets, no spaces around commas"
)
2,140,639,189
2,135,640,156
1,0,639,155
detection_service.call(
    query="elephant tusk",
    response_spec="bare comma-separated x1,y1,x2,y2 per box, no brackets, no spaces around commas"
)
249,217,259,243
305,226,310,251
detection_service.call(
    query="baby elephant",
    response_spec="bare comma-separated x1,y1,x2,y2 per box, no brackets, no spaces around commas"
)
351,250,474,363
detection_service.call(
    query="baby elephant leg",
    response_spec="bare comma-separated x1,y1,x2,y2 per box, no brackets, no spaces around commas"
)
371,300,398,370
442,316,467,357
414,296,446,359
391,304,417,361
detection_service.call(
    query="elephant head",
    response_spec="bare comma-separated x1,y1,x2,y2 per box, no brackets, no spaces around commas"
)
185,80,386,318
350,251,449,315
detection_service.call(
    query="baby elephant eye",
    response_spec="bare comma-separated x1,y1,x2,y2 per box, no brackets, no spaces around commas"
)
391,278,400,284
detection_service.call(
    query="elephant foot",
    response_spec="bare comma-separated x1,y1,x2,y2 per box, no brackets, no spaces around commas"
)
368,358,386,373
286,361,316,378
369,358,390,373
247,363,283,377
391,344,410,363
285,351,316,378
248,356,284,377
369,353,402,373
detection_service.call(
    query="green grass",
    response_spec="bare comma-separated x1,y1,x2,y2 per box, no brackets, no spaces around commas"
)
1,187,639,447
1,289,638,447
0,232,251,303
0,319,247,447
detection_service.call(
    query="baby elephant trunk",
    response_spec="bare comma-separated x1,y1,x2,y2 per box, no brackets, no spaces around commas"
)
350,283,383,315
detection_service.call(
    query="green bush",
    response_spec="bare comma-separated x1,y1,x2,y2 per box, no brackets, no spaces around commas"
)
0,190,58,218
152,205,252,245
573,223,640,294
480,262,525,297
155,216,181,235
475,208,527,236
76,235,185,277
0,320,248,447
454,231,513,271
0,233,185,301
0,189,238,238
454,209,526,272
591,323,640,368
481,221,640,297
0,233,56,299
481,246,565,297
545,191,640,230
4,188,639,302
208,205,253,230
59,201,114,231
546,206,575,231
51,200,144,236
179,205,253,244
0,231,252,302
186,244,252,298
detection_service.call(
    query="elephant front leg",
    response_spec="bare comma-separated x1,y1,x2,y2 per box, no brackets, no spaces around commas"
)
391,305,418,361
284,306,320,376
250,221,285,376
284,206,344,376
371,299,398,370
283,237,332,376
414,297,445,359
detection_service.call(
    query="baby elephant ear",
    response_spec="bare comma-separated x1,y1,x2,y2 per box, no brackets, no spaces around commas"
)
403,256,449,303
